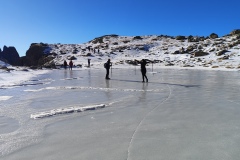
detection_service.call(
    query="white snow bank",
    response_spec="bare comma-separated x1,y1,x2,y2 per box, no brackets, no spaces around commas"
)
30,104,105,119
24,86,162,92
0,96,13,101
0,68,50,88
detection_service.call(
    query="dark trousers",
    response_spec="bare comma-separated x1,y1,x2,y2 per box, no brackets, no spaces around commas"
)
141,69,148,82
106,69,110,79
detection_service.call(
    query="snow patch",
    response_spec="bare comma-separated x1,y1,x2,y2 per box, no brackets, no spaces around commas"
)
30,104,105,119
0,96,13,101
24,86,162,92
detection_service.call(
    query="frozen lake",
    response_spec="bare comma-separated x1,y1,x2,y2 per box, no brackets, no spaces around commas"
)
1,68,240,160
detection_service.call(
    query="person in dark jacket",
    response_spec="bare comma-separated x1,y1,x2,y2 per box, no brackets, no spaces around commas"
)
69,60,73,70
105,59,112,79
88,59,91,67
63,60,68,69
135,59,152,82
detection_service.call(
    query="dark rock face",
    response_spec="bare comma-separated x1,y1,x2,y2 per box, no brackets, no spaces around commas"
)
21,43,54,67
0,46,20,65
25,43,45,66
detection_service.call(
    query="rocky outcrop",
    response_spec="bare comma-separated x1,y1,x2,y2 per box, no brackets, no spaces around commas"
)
176,36,186,40
210,33,218,39
0,46,20,65
188,36,205,42
21,43,55,67
186,45,197,52
230,29,240,35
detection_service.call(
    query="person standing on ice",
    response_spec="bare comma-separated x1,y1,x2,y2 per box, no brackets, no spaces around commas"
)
135,59,152,82
105,59,112,79
69,60,73,70
88,58,91,67
63,60,68,69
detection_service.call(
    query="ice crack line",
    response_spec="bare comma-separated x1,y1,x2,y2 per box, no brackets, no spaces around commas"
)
126,84,172,160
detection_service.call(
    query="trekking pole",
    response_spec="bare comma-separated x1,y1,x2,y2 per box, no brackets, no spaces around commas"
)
151,59,153,72
152,61,153,72
111,63,112,76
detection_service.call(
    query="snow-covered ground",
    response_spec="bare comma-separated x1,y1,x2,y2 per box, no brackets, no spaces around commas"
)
0,61,49,89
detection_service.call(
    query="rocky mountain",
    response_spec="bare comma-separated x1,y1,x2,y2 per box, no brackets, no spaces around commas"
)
6,29,240,70
29,29,239,69
0,46,20,66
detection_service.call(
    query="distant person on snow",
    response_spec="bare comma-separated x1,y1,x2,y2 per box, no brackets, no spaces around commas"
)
88,59,91,67
69,60,73,70
105,59,112,79
135,59,152,82
63,60,68,69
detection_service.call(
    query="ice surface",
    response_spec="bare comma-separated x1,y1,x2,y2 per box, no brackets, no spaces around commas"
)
1,68,240,160
0,116,19,134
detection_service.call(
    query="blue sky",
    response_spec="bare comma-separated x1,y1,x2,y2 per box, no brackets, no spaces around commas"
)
0,0,239,56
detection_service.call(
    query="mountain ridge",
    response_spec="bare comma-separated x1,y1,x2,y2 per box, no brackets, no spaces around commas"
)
1,29,240,70
41,29,240,70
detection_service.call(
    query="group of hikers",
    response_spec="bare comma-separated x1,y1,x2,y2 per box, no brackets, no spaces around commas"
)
63,60,73,70
63,58,152,83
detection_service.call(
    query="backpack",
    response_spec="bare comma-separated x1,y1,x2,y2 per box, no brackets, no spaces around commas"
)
104,63,107,68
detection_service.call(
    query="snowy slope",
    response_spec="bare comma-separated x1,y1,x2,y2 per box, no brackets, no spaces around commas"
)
41,34,240,70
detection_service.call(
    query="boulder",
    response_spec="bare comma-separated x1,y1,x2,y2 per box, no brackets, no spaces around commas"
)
210,33,218,39
193,51,209,57
133,36,143,40
188,36,204,42
188,35,194,42
176,36,186,40
86,53,92,56
186,45,196,52
172,50,180,54
125,60,138,65
216,50,228,56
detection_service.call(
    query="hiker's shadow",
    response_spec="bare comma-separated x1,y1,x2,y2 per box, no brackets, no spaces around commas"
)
111,79,200,88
